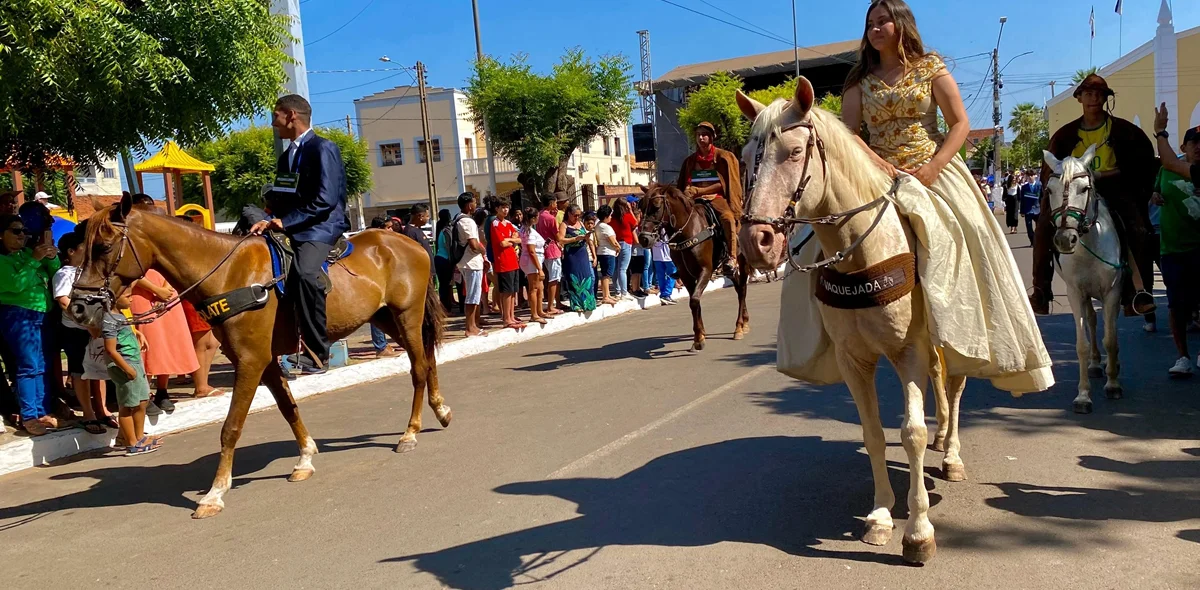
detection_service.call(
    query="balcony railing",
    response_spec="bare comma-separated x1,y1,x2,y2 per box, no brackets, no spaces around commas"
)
463,157,518,176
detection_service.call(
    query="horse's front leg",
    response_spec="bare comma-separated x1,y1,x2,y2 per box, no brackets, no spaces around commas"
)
732,254,750,340
194,352,271,519
1102,283,1123,400
835,352,895,547
892,342,936,564
261,361,317,481
688,266,713,352
1069,289,1095,414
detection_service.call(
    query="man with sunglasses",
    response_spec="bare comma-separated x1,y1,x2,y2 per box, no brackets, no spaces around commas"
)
1029,74,1158,317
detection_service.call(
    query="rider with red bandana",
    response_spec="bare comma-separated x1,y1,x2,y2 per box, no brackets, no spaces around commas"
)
677,121,744,275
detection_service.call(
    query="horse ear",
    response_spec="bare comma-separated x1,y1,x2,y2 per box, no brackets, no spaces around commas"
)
638,183,649,195
1080,143,1098,167
1042,150,1063,175
735,90,766,121
114,191,133,221
792,77,815,116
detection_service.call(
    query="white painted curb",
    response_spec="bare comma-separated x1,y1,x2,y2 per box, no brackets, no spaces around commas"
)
0,273,749,477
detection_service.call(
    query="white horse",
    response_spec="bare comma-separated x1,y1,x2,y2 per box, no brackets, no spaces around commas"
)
735,79,968,564
1043,148,1123,414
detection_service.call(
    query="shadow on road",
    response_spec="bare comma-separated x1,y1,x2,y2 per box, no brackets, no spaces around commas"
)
0,432,400,529
385,436,942,590
513,336,694,371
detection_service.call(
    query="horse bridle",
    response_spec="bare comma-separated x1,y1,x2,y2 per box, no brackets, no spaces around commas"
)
740,116,902,273
1048,170,1097,234
638,190,699,248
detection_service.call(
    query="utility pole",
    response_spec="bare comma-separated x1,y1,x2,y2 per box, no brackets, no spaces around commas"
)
471,0,498,199
346,114,365,230
992,16,1007,187
791,0,800,78
416,61,438,240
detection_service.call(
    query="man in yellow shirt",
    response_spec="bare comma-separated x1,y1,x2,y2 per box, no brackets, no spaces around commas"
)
1030,74,1159,316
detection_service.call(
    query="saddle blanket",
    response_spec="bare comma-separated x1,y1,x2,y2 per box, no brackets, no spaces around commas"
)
777,158,1054,396
266,232,353,296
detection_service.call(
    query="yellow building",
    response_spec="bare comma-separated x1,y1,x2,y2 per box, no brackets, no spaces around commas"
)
355,85,632,218
1048,0,1200,144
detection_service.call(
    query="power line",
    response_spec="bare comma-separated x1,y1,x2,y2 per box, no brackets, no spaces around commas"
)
307,66,415,74
963,60,993,115
694,0,787,43
656,0,792,46
305,0,377,46
310,71,405,96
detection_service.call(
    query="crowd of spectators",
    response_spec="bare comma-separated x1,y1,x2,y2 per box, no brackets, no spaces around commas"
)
0,193,219,445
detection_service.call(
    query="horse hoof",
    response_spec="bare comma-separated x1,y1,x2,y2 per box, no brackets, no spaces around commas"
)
862,523,893,546
1073,400,1093,414
943,462,967,482
930,435,947,453
1105,387,1123,400
690,341,705,352
395,438,417,454
288,468,314,482
1087,366,1104,378
435,405,453,428
902,536,936,564
732,331,744,341
192,504,223,519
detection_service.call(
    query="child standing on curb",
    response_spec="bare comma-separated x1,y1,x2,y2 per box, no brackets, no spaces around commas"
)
102,287,160,456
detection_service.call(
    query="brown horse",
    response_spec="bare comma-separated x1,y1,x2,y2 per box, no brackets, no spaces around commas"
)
69,194,449,519
637,184,750,351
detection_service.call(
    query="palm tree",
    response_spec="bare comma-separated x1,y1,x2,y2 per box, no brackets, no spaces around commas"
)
1008,102,1049,170
1072,67,1098,84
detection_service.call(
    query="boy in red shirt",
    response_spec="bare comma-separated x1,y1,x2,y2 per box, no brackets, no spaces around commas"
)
489,197,525,330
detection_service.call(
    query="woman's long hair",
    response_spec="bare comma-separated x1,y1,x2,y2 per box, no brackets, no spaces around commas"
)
843,0,929,92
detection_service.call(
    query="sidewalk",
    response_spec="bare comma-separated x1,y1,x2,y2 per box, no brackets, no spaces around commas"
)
0,274,749,476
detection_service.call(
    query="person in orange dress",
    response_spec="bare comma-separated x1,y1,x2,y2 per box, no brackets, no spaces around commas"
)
131,269,199,413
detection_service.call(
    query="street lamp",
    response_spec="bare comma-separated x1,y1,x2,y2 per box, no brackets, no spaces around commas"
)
378,55,391,63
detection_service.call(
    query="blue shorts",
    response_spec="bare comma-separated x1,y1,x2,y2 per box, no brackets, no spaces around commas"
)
597,255,617,278
1160,247,1200,310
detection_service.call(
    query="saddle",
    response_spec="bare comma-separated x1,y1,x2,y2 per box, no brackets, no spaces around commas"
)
672,199,727,265
265,231,353,296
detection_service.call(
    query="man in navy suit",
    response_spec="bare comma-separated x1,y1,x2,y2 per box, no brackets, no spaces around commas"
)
250,94,350,372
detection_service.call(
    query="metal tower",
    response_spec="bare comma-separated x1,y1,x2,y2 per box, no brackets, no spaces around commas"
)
636,30,655,125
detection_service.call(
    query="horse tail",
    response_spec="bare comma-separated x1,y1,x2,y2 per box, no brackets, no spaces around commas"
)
422,275,446,353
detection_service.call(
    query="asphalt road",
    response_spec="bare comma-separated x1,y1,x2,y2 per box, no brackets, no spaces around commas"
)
1,233,1198,589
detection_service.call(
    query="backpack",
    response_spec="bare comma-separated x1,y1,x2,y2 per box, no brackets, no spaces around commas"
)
446,214,468,264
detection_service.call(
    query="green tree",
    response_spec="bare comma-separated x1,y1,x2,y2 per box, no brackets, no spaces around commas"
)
0,0,290,168
971,135,995,171
1008,102,1049,170
181,126,371,218
1072,67,1099,84
465,49,634,197
677,74,843,152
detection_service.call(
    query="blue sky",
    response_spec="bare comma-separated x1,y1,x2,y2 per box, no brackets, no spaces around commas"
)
136,0,1197,196
293,0,1196,130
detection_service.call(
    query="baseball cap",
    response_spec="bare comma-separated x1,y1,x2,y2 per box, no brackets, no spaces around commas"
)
34,191,51,201
1183,125,1200,144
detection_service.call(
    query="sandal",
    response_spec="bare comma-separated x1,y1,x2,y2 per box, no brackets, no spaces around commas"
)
192,387,226,399
100,414,119,430
126,436,161,456
531,317,548,325
504,322,526,331
465,330,488,337
80,419,107,435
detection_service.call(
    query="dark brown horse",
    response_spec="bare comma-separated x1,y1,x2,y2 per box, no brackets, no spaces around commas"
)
69,194,449,519
637,184,750,351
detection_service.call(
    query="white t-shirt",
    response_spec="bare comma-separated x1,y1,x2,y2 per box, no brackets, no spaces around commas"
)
595,222,619,256
52,266,82,329
455,216,484,271
652,239,672,262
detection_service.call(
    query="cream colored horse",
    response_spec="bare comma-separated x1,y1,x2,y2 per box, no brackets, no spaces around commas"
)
735,78,967,564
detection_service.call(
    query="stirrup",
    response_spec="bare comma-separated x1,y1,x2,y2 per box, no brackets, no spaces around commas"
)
1132,290,1157,316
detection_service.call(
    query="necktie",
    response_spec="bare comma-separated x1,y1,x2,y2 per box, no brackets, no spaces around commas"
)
286,142,299,172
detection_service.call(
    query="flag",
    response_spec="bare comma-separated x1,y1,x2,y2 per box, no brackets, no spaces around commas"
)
1114,0,1122,15
1090,7,1095,38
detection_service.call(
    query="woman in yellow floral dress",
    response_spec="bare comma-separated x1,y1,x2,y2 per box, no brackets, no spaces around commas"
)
840,0,1051,391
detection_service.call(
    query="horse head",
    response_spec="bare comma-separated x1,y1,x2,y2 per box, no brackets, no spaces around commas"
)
636,183,685,249
69,192,155,327
734,77,822,271
1043,145,1098,255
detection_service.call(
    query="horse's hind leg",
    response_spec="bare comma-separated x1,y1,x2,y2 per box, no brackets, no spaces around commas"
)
261,361,317,482
194,352,270,519
384,305,446,453
732,255,750,340
941,374,967,482
836,353,895,547
1102,287,1123,400
930,347,949,452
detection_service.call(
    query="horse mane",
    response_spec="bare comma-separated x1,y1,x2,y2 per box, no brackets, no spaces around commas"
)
749,99,891,208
